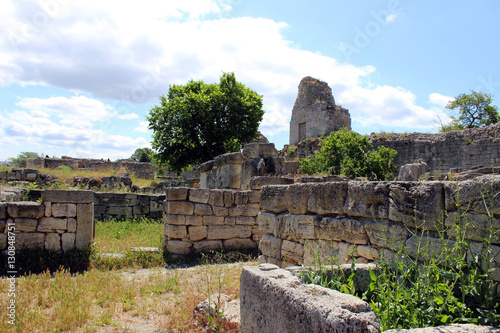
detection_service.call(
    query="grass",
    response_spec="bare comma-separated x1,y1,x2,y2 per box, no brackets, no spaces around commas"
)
0,217,256,332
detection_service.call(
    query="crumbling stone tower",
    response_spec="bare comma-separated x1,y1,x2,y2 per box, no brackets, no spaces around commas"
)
289,76,351,145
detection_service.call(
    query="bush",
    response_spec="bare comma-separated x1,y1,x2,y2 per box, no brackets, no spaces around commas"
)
299,128,397,180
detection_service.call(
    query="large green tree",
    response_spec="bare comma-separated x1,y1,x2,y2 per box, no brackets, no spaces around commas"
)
8,152,40,168
130,147,154,163
444,90,499,129
148,73,264,172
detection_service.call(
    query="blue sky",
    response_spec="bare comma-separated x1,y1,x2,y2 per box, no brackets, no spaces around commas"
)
1,0,499,161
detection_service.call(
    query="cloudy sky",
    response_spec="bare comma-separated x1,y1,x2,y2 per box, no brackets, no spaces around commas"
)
1,0,499,161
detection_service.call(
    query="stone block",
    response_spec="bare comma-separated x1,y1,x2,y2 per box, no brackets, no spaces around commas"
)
214,152,243,166
16,233,45,249
67,218,77,233
212,206,229,217
389,181,445,231
133,205,150,215
364,220,410,249
224,217,236,225
223,238,257,250
223,191,235,207
345,181,390,218
207,225,251,240
208,190,224,206
166,187,189,201
14,218,38,232
251,226,266,241
193,240,222,252
303,240,339,266
194,203,213,216
42,190,93,203
26,173,37,181
249,190,260,204
249,176,294,190
45,233,61,251
203,216,225,225
445,212,500,243
75,203,94,249
281,240,304,265
44,202,51,217
274,214,317,242
189,188,211,204
235,216,256,225
315,217,370,245
106,206,132,217
445,175,500,215
52,203,77,218
163,214,186,225
150,200,163,213
397,162,427,181
167,201,194,215
242,143,277,160
234,191,250,205
0,234,6,250
260,185,288,213
167,240,192,255
198,160,215,173
185,215,203,226
0,171,6,180
61,233,76,251
307,182,348,215
229,204,260,217
284,184,311,214
356,245,380,260
165,224,187,239
38,217,67,232
0,203,5,219
259,234,282,259
241,159,259,189
189,226,207,241
7,202,45,218
0,220,5,233
218,164,242,189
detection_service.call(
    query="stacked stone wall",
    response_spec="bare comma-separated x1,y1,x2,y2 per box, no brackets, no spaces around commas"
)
258,176,500,283
0,168,42,182
94,192,165,220
163,188,263,255
0,190,94,253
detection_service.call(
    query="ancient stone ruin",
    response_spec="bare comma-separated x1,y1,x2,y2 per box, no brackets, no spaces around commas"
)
289,76,351,145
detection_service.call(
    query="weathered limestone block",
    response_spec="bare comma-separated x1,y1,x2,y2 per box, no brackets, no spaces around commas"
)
42,190,93,203
167,201,194,215
207,225,251,240
132,204,150,215
167,240,192,255
214,152,244,166
445,212,500,243
445,175,500,214
14,218,38,232
219,164,242,189
26,173,37,181
275,214,317,242
0,203,5,219
240,265,379,333
338,242,356,263
260,185,289,213
0,234,6,250
364,220,410,249
16,233,45,249
285,184,310,214
150,199,163,213
51,203,77,218
75,203,94,249
223,238,257,250
67,218,77,233
225,217,236,225
308,182,348,215
257,212,277,234
235,216,256,225
166,187,189,201
185,215,203,226
193,240,222,252
281,240,304,265
203,216,225,225
389,181,445,231
397,162,427,181
7,202,45,218
194,203,213,216
223,191,235,208
45,233,61,251
249,190,260,204
242,143,278,160
106,206,132,217
189,188,211,204
212,206,228,217
252,226,266,241
229,204,260,217
250,176,294,190
259,234,283,259
207,190,224,206
165,224,187,239
345,181,390,218
44,202,51,217
315,217,370,244
303,240,339,266
241,159,259,189
356,245,380,260
189,226,207,241
405,235,455,261
164,214,186,225
38,217,67,232
61,233,76,251
234,191,251,205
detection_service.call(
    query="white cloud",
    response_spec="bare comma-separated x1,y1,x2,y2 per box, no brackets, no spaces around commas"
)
134,121,151,133
429,93,453,108
385,13,398,23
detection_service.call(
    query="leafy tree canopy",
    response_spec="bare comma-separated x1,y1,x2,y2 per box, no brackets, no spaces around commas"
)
444,90,499,130
130,147,154,163
299,128,397,180
147,72,264,172
8,152,40,168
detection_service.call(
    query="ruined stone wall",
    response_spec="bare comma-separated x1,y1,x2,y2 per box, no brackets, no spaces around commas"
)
370,124,500,174
257,177,500,283
94,192,165,220
289,77,351,146
0,190,94,253
163,187,263,255
0,168,42,182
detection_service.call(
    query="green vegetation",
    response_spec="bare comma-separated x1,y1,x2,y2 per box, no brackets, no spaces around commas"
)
7,152,40,168
130,147,154,163
441,90,499,132
148,72,265,173
299,127,397,180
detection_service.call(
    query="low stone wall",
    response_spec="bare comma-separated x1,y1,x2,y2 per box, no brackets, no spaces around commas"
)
0,168,42,182
0,190,94,252
163,187,262,255
94,192,165,220
257,175,500,283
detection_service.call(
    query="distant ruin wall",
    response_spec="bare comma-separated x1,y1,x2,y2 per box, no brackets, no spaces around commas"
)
94,192,165,220
369,124,500,175
257,177,500,283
